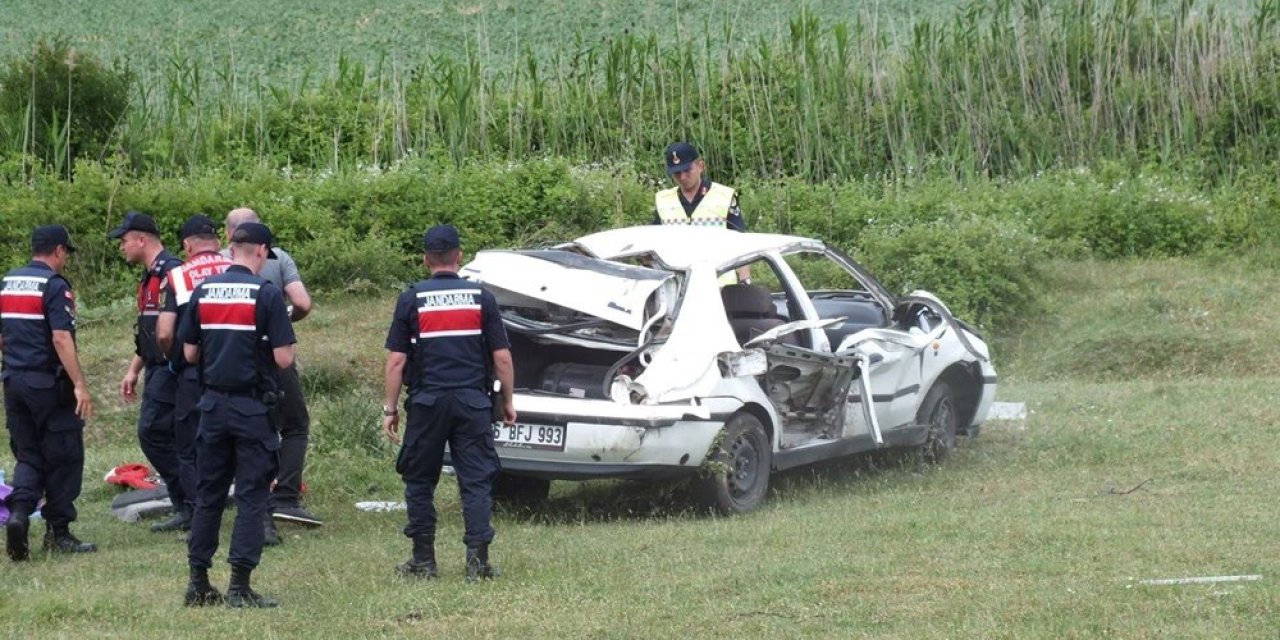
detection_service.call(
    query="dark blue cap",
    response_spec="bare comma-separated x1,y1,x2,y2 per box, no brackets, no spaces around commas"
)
32,225,76,254
664,141,700,175
179,213,218,241
230,222,273,248
108,210,160,239
424,224,461,252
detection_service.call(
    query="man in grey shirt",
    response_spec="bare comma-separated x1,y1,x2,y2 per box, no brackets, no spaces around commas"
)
224,208,319,543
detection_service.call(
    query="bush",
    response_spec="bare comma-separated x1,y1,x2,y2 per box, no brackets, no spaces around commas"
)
0,39,132,174
1,158,1277,333
855,215,1047,330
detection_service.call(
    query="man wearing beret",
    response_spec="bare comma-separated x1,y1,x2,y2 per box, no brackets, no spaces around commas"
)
382,224,515,581
2,225,95,561
110,211,189,533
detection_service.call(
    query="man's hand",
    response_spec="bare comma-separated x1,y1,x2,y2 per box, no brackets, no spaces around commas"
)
383,413,401,444
74,383,93,420
502,401,516,426
120,371,139,403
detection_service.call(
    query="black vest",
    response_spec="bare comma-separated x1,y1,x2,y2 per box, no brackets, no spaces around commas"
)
409,275,491,393
0,262,73,372
136,250,183,366
192,269,276,392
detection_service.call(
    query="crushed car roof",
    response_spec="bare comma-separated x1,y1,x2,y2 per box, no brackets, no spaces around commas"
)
574,226,824,270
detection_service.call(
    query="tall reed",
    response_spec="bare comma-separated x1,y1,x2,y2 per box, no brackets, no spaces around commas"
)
4,0,1278,182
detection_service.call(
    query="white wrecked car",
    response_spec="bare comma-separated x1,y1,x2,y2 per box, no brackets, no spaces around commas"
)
458,225,997,513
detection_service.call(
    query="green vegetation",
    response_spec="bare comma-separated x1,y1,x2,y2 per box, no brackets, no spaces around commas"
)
1,0,1278,179
3,257,1278,637
2,156,1275,331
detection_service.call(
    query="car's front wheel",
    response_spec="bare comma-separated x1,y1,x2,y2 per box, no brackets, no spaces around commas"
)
916,381,958,464
694,412,771,514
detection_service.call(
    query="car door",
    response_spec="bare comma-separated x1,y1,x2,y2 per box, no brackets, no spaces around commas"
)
774,248,924,443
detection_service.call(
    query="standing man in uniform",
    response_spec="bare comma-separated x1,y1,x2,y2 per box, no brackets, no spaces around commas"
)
653,141,750,282
382,224,515,581
110,211,189,533
224,208,318,542
2,225,96,561
156,214,233,531
179,222,295,608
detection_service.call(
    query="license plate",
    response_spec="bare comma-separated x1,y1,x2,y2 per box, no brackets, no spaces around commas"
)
492,422,567,451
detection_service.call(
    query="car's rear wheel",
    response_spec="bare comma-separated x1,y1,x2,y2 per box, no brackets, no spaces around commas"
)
695,412,771,514
916,382,958,464
491,472,551,507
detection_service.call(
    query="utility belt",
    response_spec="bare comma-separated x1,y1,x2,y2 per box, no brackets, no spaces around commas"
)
206,375,283,408
2,365,75,404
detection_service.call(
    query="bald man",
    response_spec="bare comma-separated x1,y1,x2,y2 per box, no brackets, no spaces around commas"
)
224,209,318,542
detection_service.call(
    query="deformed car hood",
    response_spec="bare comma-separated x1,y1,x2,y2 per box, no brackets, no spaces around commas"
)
461,250,674,331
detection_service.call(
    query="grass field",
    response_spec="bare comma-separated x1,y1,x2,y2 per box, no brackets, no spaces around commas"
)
2,0,966,73
1,255,1277,638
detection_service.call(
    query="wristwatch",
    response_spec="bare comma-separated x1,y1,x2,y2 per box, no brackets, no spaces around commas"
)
383,405,398,416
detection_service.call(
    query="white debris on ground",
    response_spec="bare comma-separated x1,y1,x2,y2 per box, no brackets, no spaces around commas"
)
355,501,408,513
1137,575,1262,586
988,402,1027,420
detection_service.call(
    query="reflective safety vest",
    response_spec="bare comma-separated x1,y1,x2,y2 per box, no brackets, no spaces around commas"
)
169,251,234,308
654,183,740,285
166,251,233,368
654,182,735,227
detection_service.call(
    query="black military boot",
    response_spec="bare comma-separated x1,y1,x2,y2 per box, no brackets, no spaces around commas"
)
226,565,278,608
152,508,191,533
465,544,499,582
5,503,31,562
43,524,97,554
395,536,438,578
184,566,224,606
263,513,282,547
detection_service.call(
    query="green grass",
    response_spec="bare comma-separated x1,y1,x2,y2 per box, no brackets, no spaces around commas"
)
3,257,1279,637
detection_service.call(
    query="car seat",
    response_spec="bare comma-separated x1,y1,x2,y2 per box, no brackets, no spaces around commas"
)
721,284,794,346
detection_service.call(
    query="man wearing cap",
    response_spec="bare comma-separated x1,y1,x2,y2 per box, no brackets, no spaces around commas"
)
653,142,750,282
224,208,318,537
155,214,233,530
2,225,96,561
382,224,515,581
179,222,295,608
110,211,189,533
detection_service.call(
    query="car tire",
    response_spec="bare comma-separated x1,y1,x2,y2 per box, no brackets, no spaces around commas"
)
491,472,551,507
695,412,771,514
916,381,958,464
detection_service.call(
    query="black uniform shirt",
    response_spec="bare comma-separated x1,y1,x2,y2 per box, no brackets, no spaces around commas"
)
0,260,76,372
178,265,295,391
385,272,509,394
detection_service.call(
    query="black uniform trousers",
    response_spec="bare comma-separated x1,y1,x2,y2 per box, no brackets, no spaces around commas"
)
397,389,500,546
171,368,202,516
269,363,310,509
187,390,279,571
2,371,84,526
138,364,184,511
